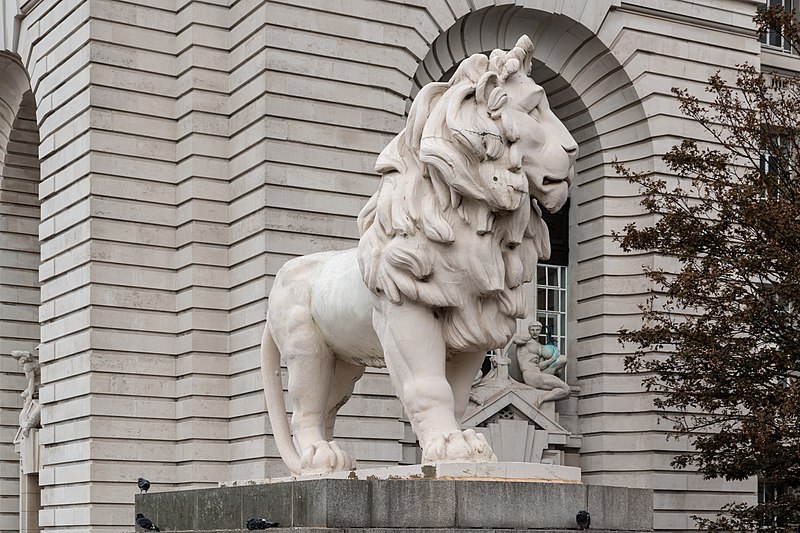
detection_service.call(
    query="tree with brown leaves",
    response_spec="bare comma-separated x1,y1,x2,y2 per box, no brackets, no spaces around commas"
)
615,5,800,531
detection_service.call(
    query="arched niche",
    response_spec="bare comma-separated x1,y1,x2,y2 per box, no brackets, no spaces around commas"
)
0,50,41,533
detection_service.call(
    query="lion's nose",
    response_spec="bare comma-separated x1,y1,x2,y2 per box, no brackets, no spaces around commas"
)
563,143,578,160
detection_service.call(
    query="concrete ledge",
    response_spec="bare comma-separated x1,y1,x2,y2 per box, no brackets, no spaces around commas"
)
136,477,653,532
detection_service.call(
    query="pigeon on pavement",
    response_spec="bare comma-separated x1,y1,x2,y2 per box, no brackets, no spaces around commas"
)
246,517,280,529
136,513,160,531
576,510,591,530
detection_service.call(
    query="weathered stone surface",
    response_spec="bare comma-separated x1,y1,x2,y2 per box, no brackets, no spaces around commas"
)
293,479,371,528
588,483,654,531
196,486,245,530
240,481,294,528
137,480,652,531
371,480,456,528
259,461,581,483
131,530,638,533
139,489,199,531
456,481,586,529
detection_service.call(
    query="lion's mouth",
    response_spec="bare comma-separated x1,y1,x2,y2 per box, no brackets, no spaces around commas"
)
542,175,564,186
533,176,570,213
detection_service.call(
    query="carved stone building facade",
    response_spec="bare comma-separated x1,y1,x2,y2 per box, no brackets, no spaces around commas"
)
0,0,790,531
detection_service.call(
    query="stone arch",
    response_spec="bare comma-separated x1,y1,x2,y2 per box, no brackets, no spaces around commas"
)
0,53,33,160
0,51,41,533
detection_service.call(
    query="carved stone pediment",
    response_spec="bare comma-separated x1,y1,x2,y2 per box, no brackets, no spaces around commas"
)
462,388,572,463
463,390,569,436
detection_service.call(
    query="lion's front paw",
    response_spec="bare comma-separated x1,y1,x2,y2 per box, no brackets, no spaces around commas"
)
421,429,497,463
298,440,357,474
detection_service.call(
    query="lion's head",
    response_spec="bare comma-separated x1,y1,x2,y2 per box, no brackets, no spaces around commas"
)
416,35,575,215
357,35,577,351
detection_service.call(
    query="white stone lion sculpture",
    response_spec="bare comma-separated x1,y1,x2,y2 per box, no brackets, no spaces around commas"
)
261,35,577,475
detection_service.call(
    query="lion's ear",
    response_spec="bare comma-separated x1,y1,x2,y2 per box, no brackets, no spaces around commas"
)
450,54,489,85
406,82,448,150
514,35,534,75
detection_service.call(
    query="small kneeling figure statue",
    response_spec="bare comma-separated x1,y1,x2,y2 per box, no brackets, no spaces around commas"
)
512,322,570,403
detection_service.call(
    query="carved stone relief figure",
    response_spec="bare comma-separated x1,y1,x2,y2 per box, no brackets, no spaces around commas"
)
12,348,42,442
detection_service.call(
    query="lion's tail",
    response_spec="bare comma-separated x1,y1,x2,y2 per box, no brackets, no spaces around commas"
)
260,319,302,475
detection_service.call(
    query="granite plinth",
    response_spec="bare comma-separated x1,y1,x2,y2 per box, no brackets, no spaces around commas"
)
135,464,653,532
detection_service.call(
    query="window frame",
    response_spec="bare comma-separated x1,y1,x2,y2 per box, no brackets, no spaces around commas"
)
760,0,797,53
535,263,568,377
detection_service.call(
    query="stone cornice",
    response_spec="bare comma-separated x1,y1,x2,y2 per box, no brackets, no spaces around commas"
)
18,0,45,16
616,0,760,38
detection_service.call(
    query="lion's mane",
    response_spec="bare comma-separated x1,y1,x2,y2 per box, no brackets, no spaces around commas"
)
357,37,552,353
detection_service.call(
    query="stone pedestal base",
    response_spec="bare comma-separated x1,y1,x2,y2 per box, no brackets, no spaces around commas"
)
15,430,41,533
136,463,652,532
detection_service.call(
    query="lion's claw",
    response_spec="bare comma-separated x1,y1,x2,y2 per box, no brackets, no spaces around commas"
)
299,440,357,474
422,429,497,463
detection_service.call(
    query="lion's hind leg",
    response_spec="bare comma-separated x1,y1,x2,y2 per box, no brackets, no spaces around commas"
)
446,351,487,421
445,351,497,462
287,355,363,474
281,335,358,474
269,266,357,474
